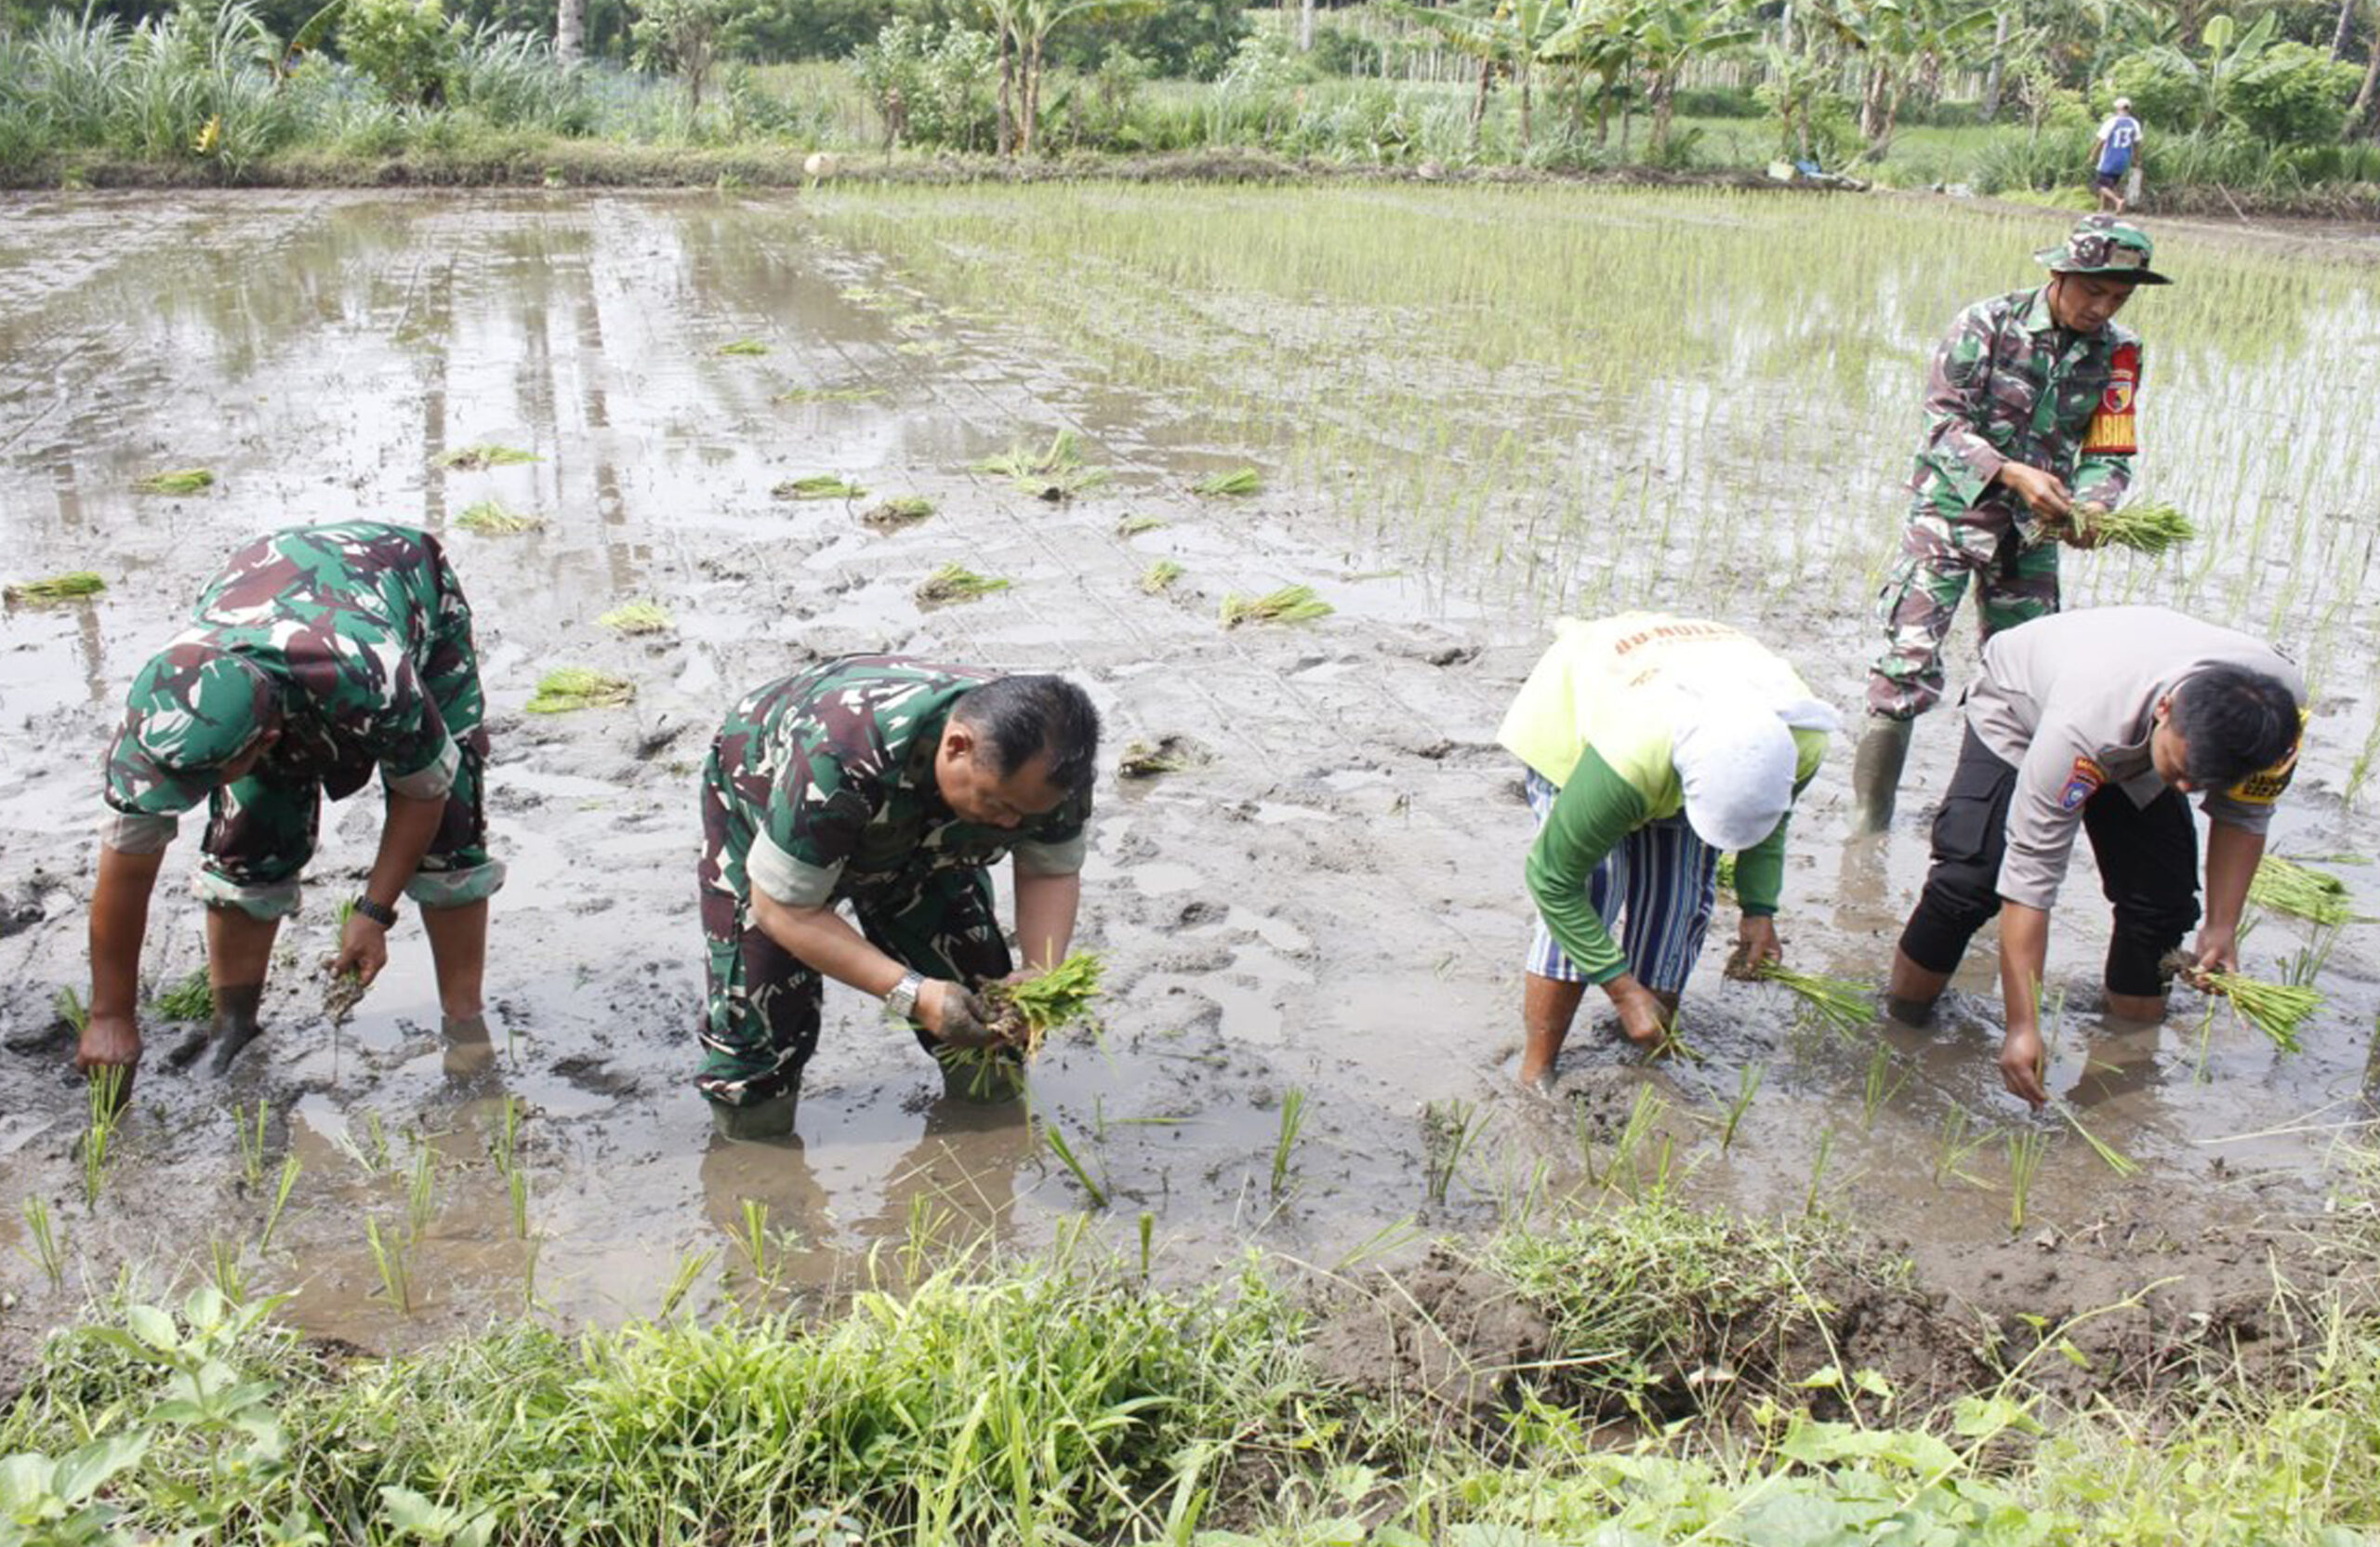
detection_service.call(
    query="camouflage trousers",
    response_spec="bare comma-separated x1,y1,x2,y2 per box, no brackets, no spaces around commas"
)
695,793,1012,1109
196,729,502,920
1866,505,2059,721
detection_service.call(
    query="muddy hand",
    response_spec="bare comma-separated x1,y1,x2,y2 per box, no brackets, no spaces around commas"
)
76,1011,142,1112
1996,462,2071,521
1725,917,1782,982
923,980,998,1049
335,912,390,986
1999,1025,2048,1110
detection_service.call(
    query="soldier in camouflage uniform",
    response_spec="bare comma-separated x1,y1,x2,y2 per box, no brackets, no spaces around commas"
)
698,655,1100,1141
1851,216,2171,831
80,522,504,1094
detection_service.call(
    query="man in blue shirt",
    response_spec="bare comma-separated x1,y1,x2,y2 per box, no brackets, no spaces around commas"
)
2093,98,2143,213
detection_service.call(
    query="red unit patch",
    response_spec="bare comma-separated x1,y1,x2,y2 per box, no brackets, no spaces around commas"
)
2059,756,2107,811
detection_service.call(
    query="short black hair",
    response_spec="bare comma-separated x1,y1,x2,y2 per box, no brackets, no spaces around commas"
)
952,675,1101,797
2171,665,2298,789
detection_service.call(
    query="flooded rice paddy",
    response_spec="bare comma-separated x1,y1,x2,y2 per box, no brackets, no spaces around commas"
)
0,186,2375,1355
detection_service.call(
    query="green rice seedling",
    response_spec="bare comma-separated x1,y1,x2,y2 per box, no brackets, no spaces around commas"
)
916,563,1012,606
1755,961,1873,1038
1269,1088,1307,1199
718,339,770,355
1423,1098,1488,1205
20,1197,64,1291
1713,851,1737,900
2202,971,2322,1052
491,1093,523,1172
7,571,107,604
862,496,935,529
1608,1087,1666,1197
1140,560,1185,594
2006,1130,2050,1233
206,1238,248,1303
1040,1117,1108,1209
233,1100,269,1192
774,473,866,499
735,1198,774,1287
1804,1126,1836,1217
364,1216,414,1314
1859,1043,1907,1130
152,967,211,1022
135,468,214,495
1718,1063,1763,1154
598,599,673,634
1117,736,1204,777
258,1156,300,1254
405,1144,438,1239
2248,855,2354,927
1219,585,1332,627
56,986,87,1036
658,1247,714,1318
526,667,635,714
973,430,1113,500
1934,1108,1993,1189
455,499,541,535
2347,714,2380,807
521,1236,545,1316
2052,1099,2140,1178
1137,1210,1155,1281
981,951,1104,1056
1116,514,1164,537
433,443,537,470
83,1064,126,1204
506,1167,530,1241
336,1109,392,1175
1190,468,1262,497
774,385,883,403
2081,499,2196,555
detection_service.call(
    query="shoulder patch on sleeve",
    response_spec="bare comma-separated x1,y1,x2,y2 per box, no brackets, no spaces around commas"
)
2082,341,2139,455
2059,756,2107,811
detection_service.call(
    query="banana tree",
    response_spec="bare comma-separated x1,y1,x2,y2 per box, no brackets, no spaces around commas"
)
1539,0,1639,146
1627,0,1757,157
1388,0,1513,150
1807,0,1996,154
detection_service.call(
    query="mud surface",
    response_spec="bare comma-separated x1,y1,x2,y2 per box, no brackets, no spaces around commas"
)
1,190,2374,1380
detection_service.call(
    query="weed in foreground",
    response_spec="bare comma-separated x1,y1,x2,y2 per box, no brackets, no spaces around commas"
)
1220,584,1332,627
526,667,636,714
7,570,108,603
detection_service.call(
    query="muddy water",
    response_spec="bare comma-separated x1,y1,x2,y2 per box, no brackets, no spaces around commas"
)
0,189,2373,1353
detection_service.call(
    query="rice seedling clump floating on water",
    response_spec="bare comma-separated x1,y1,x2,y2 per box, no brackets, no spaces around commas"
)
527,667,636,714
973,430,1113,501
1117,734,1210,778
719,339,770,356
455,499,541,535
135,469,214,495
1220,585,1331,627
2247,855,2353,927
775,474,866,500
1141,560,1184,594
434,444,538,471
598,600,673,634
917,564,1011,606
1191,468,1262,497
2079,499,2195,555
863,496,935,529
6,572,106,604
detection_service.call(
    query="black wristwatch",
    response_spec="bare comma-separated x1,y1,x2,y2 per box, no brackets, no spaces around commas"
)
351,896,399,929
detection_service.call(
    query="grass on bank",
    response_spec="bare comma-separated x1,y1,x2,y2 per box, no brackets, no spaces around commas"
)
6,1190,2380,1545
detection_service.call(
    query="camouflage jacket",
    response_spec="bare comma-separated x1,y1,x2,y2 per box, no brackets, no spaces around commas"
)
713,655,1091,909
102,522,480,840
1908,285,2140,538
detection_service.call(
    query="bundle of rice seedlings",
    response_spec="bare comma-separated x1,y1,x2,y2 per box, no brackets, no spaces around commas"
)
2248,855,2353,927
718,339,770,356
1220,585,1332,627
455,499,541,535
862,496,935,529
598,600,673,635
981,951,1105,1057
526,667,636,714
1754,961,1872,1037
917,564,1010,606
774,474,865,500
6,572,106,604
1116,514,1164,537
135,469,214,495
774,385,881,404
1117,734,1209,779
1191,468,1262,497
433,444,538,470
2202,970,2321,1052
2079,499,2195,555
152,968,213,1022
973,430,1113,501
1140,560,1184,594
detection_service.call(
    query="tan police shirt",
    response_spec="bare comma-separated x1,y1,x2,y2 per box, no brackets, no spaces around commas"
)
1963,606,2304,911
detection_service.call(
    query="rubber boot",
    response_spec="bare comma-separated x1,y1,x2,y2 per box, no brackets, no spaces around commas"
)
711,1092,799,1142
1850,716,1913,835
206,984,267,1076
442,1012,496,1080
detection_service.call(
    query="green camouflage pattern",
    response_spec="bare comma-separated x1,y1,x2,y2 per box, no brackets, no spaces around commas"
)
694,654,1092,1106
101,521,501,917
1867,285,2140,720
2034,214,2170,284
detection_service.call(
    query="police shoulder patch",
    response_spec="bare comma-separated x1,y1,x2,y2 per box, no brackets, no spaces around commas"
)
2059,756,2107,811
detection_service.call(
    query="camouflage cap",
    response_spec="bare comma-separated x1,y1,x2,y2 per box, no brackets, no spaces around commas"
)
119,642,280,787
2034,215,2171,285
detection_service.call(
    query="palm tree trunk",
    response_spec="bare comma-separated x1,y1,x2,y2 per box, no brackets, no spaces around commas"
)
1471,56,1491,149
996,30,1015,155
2332,0,2357,59
1025,35,1044,153
1519,62,1533,148
1651,73,1673,155
1978,9,2009,120
2354,8,2380,126
556,0,583,64
1300,0,1315,52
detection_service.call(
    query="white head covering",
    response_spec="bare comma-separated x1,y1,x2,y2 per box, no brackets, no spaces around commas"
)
1673,694,1841,852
